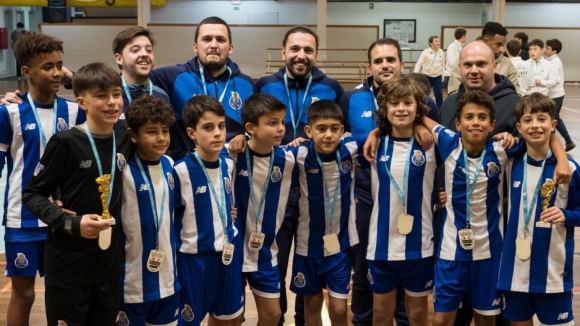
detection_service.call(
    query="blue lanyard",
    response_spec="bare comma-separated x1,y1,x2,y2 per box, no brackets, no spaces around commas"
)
522,151,551,232
284,73,312,137
431,52,438,65
135,155,167,249
200,66,232,102
382,135,414,213
315,150,342,229
463,148,487,226
369,86,378,130
246,145,275,229
84,122,117,208
27,92,57,147
121,75,153,104
193,151,228,238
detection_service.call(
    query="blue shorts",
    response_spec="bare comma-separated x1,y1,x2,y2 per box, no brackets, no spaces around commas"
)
177,252,243,325
503,291,574,325
290,252,351,299
367,257,434,296
434,256,501,315
243,264,281,299
118,293,180,326
5,240,45,277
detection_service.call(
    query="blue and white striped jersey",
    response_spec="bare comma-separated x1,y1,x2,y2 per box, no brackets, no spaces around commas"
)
174,152,235,254
293,137,364,257
433,125,522,261
498,154,580,293
230,146,295,272
120,155,179,303
0,93,83,240
366,135,440,261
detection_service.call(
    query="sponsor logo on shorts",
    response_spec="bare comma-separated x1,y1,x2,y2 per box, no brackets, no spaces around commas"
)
557,312,569,320
181,304,194,322
116,311,129,326
367,269,374,285
425,280,433,288
14,253,28,268
492,298,501,306
294,272,306,288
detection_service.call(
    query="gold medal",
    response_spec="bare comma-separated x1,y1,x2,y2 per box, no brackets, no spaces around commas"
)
397,214,414,235
248,232,265,252
147,249,165,272
222,242,235,265
515,238,531,260
323,233,340,254
458,228,475,250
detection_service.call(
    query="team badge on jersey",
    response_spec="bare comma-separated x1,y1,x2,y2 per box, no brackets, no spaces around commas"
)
311,97,320,104
116,311,130,326
117,153,127,171
367,269,374,284
294,272,306,288
340,160,352,173
229,92,242,110
57,321,67,326
166,172,175,189
181,304,195,322
487,162,500,177
57,118,68,132
224,177,232,194
14,253,28,268
412,150,426,166
271,166,282,182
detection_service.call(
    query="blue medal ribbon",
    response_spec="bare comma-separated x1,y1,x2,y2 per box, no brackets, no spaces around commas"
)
27,92,57,147
522,150,551,233
246,145,275,232
463,148,487,227
193,151,228,241
382,135,414,213
369,85,378,130
121,75,153,104
83,122,117,208
200,66,232,102
283,73,312,138
135,156,167,249
314,150,342,232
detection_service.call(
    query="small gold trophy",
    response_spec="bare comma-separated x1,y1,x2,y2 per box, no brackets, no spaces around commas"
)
96,174,115,250
537,179,555,228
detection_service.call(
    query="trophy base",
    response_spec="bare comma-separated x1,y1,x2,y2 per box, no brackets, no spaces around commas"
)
99,228,112,250
99,217,116,225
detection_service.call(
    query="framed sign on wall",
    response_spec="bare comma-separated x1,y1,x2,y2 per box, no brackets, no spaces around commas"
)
384,19,416,44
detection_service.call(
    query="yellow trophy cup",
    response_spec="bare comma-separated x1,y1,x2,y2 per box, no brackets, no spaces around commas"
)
537,179,555,228
96,174,115,250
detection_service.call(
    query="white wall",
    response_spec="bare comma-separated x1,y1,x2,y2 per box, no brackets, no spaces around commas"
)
504,3,580,27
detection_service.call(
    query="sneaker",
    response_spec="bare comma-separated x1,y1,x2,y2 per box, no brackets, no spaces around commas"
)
565,142,576,152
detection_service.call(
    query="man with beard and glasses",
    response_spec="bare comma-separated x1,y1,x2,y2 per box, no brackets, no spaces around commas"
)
255,25,344,326
338,38,439,326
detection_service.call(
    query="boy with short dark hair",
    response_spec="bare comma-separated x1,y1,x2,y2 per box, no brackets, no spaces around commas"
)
0,32,85,326
173,95,243,326
443,27,467,88
119,95,180,326
545,38,575,151
525,39,559,96
498,93,580,326
506,39,530,93
22,62,132,325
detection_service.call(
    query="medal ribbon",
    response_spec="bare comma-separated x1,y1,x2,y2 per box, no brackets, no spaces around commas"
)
369,86,378,130
463,148,487,227
193,151,228,240
246,145,275,232
382,135,414,213
84,122,117,208
522,150,552,233
283,73,313,137
121,75,153,104
135,156,167,249
200,66,232,102
315,150,342,233
27,92,57,147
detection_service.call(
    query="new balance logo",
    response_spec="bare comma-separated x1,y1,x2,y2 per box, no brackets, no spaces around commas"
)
360,111,373,118
379,155,389,162
139,184,148,191
425,280,433,288
513,181,521,188
195,186,207,194
307,169,319,174
491,298,501,306
24,123,36,130
79,160,92,168
557,312,569,320
238,169,248,177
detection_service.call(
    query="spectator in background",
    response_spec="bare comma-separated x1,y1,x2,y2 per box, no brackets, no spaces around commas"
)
514,32,530,60
414,35,445,108
10,22,26,81
443,28,467,89
505,40,529,93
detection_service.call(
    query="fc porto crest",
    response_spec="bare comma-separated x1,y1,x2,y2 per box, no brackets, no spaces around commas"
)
181,304,195,322
271,166,282,183
166,172,175,189
487,162,500,177
412,150,426,166
57,118,68,132
117,153,127,171
116,311,130,326
294,272,306,288
367,269,374,284
229,91,242,110
15,253,28,268
224,177,232,194
340,160,352,173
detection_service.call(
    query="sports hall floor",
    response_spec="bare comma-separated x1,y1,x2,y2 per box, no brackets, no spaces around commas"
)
1,80,580,325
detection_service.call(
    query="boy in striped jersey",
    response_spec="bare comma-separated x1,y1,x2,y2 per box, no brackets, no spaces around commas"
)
0,33,84,326
288,100,363,326
119,95,180,326
228,93,294,325
498,93,580,326
173,95,242,326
